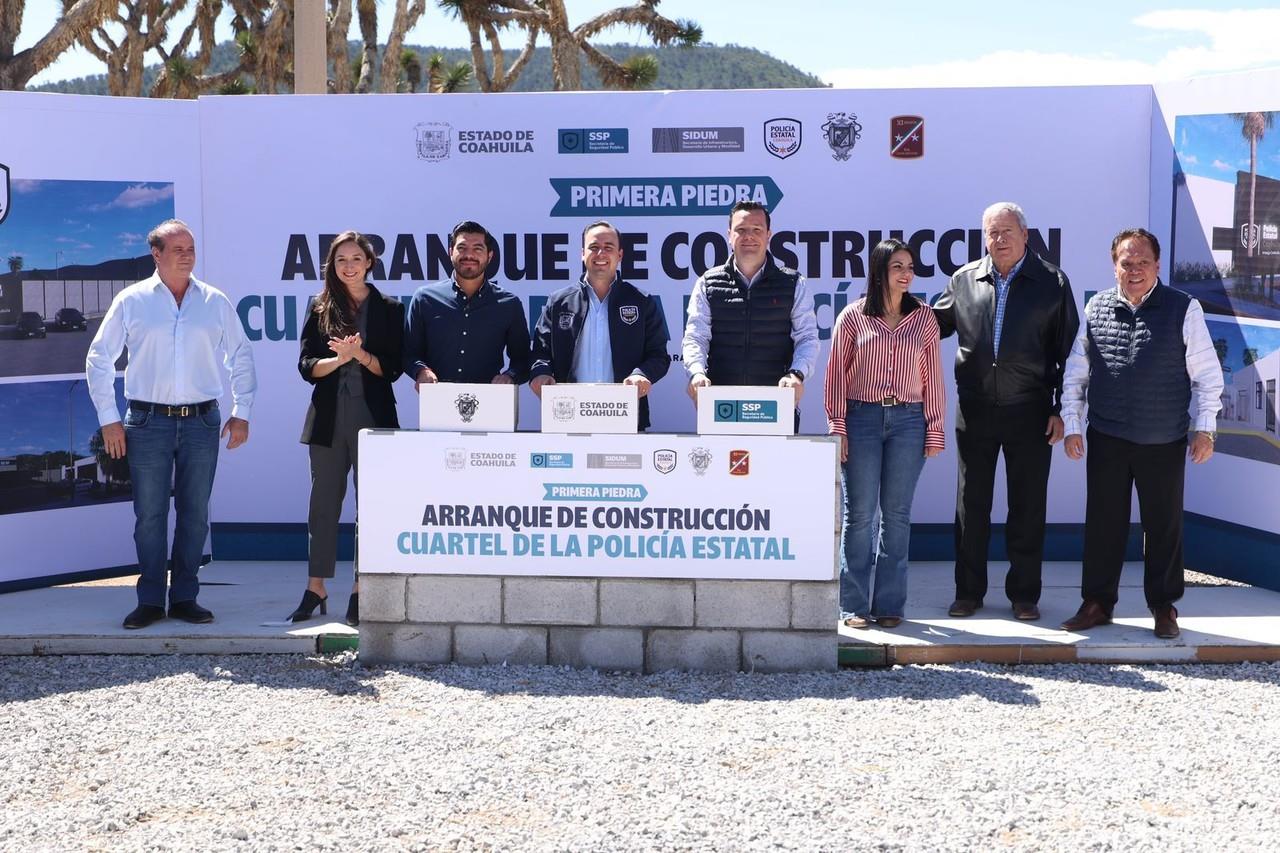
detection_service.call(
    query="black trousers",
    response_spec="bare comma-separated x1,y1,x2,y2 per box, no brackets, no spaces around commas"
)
953,399,1052,604
1081,427,1186,611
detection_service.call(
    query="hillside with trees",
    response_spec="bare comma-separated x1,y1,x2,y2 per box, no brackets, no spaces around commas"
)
30,41,826,96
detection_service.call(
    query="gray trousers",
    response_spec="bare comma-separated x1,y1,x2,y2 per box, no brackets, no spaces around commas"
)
307,394,375,579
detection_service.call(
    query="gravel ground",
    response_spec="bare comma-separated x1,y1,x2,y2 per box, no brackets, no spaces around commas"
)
1,655,1277,852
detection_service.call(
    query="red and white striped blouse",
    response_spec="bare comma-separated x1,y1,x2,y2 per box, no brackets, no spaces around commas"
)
824,298,945,451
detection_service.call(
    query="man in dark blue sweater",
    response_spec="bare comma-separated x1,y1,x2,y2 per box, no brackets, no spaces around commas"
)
1059,228,1223,639
529,221,671,431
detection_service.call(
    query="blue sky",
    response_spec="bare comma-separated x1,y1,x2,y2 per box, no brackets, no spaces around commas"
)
0,180,174,273
16,1,1280,88
1206,317,1280,376
1176,112,1280,182
0,379,123,458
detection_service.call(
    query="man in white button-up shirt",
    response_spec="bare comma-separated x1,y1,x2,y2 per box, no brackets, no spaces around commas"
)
1058,227,1223,640
86,219,257,630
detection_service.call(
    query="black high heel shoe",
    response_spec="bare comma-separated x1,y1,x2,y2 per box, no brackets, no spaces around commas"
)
288,589,328,623
345,592,359,627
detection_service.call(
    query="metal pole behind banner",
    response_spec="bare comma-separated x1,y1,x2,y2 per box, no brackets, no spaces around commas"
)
294,0,327,95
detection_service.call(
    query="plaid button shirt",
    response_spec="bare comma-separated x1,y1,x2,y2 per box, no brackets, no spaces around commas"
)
991,252,1027,357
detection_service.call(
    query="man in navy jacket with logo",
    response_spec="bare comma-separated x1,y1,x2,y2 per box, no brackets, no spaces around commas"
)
530,220,671,430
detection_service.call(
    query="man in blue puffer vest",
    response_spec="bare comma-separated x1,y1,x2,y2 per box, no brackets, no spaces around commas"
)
529,220,671,431
1059,227,1224,639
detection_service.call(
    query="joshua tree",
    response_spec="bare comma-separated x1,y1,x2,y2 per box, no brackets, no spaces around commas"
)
0,0,115,90
400,47,422,91
7,254,22,274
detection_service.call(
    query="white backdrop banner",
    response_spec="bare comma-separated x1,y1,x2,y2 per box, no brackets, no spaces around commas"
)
197,86,1154,527
358,431,839,580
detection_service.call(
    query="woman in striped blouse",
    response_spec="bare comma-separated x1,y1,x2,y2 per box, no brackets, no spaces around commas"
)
824,239,945,629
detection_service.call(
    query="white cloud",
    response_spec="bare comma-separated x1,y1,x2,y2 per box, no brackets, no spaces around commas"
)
89,184,175,211
822,9,1280,88
1212,158,1233,170
11,179,43,194
1179,152,1199,164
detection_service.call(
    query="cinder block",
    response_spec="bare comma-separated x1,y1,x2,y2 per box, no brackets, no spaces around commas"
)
407,576,501,624
358,575,406,622
791,581,839,629
694,580,790,628
549,628,644,672
646,629,740,673
742,631,838,673
358,623,451,665
503,578,597,625
454,625,547,666
599,579,694,627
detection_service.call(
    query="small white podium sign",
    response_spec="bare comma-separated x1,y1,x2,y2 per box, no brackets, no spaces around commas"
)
696,385,795,436
419,383,517,432
540,383,639,433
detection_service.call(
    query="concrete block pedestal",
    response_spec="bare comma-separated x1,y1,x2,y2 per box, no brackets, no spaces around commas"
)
359,575,838,673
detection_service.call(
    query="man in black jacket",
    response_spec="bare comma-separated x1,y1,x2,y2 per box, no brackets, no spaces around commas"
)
530,221,671,431
933,202,1079,621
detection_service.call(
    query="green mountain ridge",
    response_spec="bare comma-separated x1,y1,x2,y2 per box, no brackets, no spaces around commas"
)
30,41,828,95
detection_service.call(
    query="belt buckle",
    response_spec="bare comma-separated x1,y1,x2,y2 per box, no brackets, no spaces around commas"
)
178,405,190,417
881,396,898,407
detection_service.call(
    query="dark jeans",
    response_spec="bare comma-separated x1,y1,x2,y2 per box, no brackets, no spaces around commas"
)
124,404,221,607
953,399,1052,605
1081,427,1186,611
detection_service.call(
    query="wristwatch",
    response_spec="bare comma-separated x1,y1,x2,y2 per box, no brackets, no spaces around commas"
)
1198,430,1216,443
785,369,804,382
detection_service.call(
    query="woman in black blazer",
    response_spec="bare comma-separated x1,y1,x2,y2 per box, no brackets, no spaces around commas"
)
288,230,403,625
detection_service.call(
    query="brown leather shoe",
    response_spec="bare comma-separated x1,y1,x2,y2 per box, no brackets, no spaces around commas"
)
875,616,903,629
1012,602,1040,621
1152,605,1180,639
947,599,981,617
1060,601,1112,631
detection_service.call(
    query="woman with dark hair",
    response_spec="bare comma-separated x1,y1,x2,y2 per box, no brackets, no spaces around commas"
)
824,239,944,629
287,230,403,625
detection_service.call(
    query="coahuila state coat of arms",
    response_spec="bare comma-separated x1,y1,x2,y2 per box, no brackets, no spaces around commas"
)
455,393,479,423
821,112,862,162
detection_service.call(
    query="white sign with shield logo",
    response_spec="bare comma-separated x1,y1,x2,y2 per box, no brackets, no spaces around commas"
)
696,386,795,436
419,383,518,433
540,383,638,434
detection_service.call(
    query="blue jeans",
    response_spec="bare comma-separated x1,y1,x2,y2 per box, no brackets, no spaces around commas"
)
124,405,221,607
840,401,927,619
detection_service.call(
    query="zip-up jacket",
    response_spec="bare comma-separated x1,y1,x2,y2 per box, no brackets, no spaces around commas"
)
933,251,1079,412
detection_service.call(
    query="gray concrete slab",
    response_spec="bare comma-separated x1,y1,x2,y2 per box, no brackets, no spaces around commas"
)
838,561,1280,664
0,561,354,655
2,560,1277,664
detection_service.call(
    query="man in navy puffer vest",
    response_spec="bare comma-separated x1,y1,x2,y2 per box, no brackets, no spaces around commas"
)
1059,228,1223,639
681,201,818,433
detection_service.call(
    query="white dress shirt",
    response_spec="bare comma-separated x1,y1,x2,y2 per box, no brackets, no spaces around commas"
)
1061,283,1223,437
681,255,818,380
86,274,257,427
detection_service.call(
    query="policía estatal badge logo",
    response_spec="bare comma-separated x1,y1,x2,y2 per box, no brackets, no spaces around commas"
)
653,449,677,474
455,393,479,423
553,397,576,422
415,122,451,162
763,118,802,160
689,446,713,476
0,163,10,226
889,115,924,159
618,304,639,325
821,112,862,162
